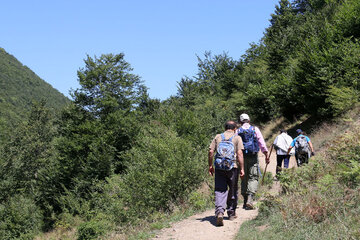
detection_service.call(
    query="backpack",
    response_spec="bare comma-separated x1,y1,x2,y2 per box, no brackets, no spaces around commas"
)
238,126,259,154
295,135,310,155
214,134,236,171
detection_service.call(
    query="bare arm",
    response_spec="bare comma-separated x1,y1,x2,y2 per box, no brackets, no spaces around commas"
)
237,149,244,178
264,151,269,164
309,141,314,153
208,149,214,176
287,146,293,155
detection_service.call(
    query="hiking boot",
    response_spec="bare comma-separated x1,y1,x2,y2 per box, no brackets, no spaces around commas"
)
216,212,224,226
246,194,255,210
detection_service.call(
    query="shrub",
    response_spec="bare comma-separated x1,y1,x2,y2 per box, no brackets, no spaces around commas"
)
326,86,359,116
77,218,112,240
0,195,43,240
339,160,360,188
328,125,360,187
188,191,209,211
118,122,207,220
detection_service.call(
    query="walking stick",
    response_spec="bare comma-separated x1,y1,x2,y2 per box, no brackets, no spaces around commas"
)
261,146,272,185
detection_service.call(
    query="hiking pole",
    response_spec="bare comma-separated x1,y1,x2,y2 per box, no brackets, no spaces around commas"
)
261,146,272,185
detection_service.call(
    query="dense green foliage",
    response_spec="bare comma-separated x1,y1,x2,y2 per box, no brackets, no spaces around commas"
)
228,0,360,121
0,48,69,143
1,0,360,239
0,101,58,238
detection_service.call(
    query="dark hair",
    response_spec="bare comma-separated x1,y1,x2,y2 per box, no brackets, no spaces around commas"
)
225,121,237,130
280,129,286,133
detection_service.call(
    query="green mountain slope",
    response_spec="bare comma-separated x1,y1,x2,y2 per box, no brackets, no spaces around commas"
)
0,47,69,137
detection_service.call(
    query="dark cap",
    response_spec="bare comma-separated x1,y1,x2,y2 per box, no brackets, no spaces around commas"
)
296,129,303,134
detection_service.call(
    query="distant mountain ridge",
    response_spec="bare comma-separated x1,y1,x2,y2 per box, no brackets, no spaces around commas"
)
0,47,69,138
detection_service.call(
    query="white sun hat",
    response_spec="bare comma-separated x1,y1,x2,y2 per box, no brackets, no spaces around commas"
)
239,113,250,122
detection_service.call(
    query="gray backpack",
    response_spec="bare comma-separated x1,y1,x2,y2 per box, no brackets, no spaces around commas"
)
295,136,310,155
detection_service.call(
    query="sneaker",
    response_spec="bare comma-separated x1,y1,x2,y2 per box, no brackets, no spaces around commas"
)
246,194,255,210
216,213,224,226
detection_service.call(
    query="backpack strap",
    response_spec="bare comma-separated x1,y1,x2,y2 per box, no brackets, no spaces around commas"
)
221,133,234,142
249,125,255,133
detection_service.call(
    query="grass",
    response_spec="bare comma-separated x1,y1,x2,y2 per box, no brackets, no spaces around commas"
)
236,106,360,240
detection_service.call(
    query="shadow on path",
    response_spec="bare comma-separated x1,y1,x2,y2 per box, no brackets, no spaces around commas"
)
196,215,217,227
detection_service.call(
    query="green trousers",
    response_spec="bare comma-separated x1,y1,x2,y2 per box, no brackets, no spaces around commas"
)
241,153,259,196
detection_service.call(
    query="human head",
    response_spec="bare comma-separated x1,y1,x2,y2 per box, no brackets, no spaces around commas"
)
280,129,286,134
239,113,250,123
225,120,237,130
296,129,303,135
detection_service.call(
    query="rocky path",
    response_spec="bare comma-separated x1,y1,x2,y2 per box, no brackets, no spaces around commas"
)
152,153,297,240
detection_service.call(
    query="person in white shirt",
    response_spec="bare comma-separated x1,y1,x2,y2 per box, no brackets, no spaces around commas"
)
269,129,294,176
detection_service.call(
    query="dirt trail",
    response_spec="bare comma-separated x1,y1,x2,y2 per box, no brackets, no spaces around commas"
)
152,153,297,240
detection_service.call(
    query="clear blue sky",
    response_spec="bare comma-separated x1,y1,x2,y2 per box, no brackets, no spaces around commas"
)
1,0,279,101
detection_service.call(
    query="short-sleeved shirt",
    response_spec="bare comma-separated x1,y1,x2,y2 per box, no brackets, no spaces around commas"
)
209,130,244,168
290,134,311,147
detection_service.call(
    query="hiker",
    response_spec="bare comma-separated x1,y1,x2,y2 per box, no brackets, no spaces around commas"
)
208,120,244,226
286,129,315,167
269,129,294,177
237,113,269,210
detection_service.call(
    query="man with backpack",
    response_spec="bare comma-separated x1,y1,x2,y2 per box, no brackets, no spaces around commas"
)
237,113,269,210
208,120,244,226
287,129,315,167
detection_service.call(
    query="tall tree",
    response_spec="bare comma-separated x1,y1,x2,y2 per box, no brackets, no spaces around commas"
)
57,53,148,193
73,53,147,118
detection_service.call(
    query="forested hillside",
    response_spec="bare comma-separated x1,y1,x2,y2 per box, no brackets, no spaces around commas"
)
0,48,69,141
0,0,360,239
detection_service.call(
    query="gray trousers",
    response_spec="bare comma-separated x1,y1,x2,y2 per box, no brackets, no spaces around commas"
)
214,168,238,217
241,153,259,196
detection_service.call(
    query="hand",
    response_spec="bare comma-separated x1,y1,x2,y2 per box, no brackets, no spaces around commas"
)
265,156,270,164
239,169,245,179
209,166,214,176
311,151,315,156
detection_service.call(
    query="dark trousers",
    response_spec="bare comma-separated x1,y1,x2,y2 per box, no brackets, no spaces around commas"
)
214,168,238,217
295,152,310,167
276,155,290,175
